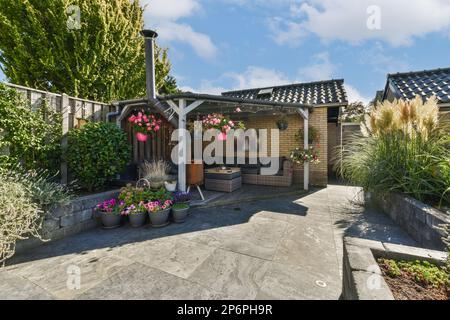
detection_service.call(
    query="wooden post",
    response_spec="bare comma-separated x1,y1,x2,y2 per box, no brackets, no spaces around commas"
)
178,99,187,192
304,109,309,191
60,94,70,184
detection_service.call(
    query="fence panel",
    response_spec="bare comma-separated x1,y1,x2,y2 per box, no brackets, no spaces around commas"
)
3,83,112,184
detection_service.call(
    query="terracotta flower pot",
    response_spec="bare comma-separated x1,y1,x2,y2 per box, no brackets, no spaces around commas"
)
148,208,171,227
136,132,148,142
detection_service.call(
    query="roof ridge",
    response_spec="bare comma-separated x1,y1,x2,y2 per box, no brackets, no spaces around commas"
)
388,67,450,79
222,79,345,95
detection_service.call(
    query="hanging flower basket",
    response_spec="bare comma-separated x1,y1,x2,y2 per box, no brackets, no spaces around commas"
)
128,110,162,142
290,146,320,164
202,113,245,141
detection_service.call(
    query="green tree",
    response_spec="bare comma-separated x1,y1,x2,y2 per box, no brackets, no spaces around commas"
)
0,0,177,102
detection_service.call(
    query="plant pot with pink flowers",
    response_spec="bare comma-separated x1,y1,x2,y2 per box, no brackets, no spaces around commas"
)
202,113,245,141
145,199,173,227
121,201,147,228
95,198,125,229
128,110,162,142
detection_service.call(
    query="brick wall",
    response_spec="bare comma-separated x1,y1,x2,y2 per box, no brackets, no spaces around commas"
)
243,108,328,187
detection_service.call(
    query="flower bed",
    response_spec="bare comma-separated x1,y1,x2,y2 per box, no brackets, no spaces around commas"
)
342,237,448,300
378,258,449,300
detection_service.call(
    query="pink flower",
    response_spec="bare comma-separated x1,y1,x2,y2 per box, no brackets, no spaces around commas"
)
154,125,160,131
235,107,242,113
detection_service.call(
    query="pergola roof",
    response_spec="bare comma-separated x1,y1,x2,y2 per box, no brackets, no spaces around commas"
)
158,92,315,109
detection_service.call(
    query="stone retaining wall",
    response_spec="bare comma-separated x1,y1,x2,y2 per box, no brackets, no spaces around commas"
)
374,193,449,251
15,189,120,255
342,237,447,300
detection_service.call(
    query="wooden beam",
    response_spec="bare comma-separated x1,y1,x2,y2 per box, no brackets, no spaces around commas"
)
185,100,205,114
167,100,180,114
303,108,309,191
297,107,309,120
178,99,187,192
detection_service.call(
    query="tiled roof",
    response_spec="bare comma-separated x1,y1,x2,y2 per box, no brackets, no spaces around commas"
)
222,79,348,106
386,68,450,104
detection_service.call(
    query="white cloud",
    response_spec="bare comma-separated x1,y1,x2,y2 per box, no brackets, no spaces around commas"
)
345,84,371,105
297,52,336,82
142,0,217,59
270,0,450,46
143,0,200,20
226,66,291,89
154,22,217,59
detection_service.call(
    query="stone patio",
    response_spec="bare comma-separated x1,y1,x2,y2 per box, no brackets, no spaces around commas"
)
0,184,416,300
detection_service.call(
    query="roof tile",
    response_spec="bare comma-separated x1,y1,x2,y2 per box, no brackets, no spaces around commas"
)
222,79,347,106
388,68,450,103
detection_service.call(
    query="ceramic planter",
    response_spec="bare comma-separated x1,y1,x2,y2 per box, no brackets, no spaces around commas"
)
101,212,122,229
172,206,190,223
164,181,177,192
128,212,147,228
136,132,148,142
148,208,171,227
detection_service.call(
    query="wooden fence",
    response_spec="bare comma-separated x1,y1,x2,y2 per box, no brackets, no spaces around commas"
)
4,83,115,184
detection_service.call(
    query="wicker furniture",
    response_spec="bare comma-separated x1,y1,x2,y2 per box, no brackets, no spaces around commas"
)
241,160,293,187
205,168,242,193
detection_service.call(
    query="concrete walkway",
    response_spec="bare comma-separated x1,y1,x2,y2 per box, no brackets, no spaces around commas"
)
0,184,416,300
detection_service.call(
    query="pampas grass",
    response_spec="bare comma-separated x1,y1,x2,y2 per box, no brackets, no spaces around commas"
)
336,96,449,208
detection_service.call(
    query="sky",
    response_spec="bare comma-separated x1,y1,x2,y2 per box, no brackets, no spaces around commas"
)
2,0,450,104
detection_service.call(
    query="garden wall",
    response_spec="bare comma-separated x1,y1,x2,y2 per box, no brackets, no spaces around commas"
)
374,193,450,251
15,189,120,255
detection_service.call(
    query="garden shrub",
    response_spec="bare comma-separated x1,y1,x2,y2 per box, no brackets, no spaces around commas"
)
337,96,450,208
0,83,62,172
0,168,72,265
67,122,131,191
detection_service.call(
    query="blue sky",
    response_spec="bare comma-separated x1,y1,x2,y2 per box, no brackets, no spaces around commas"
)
2,0,450,104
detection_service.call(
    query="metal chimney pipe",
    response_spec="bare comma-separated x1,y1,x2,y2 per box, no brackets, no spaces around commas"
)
140,29,158,100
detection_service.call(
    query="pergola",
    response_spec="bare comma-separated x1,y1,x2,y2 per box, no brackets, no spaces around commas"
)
115,93,314,192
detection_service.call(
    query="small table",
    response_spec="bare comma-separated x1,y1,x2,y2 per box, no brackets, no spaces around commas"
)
204,167,242,193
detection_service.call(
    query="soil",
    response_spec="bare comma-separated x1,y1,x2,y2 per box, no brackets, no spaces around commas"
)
380,265,450,300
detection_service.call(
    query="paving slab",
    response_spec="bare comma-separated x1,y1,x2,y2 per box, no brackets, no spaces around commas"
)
77,262,226,300
188,249,270,300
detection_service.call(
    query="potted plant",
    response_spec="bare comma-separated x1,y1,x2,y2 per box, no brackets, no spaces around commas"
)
290,146,320,164
295,126,320,144
277,117,288,131
95,198,124,229
164,180,177,192
146,199,173,227
140,160,170,189
121,201,147,228
128,110,162,142
171,203,190,223
174,191,192,206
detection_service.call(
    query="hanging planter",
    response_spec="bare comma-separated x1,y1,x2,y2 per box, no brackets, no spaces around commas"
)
128,110,162,142
277,117,288,131
201,113,245,141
